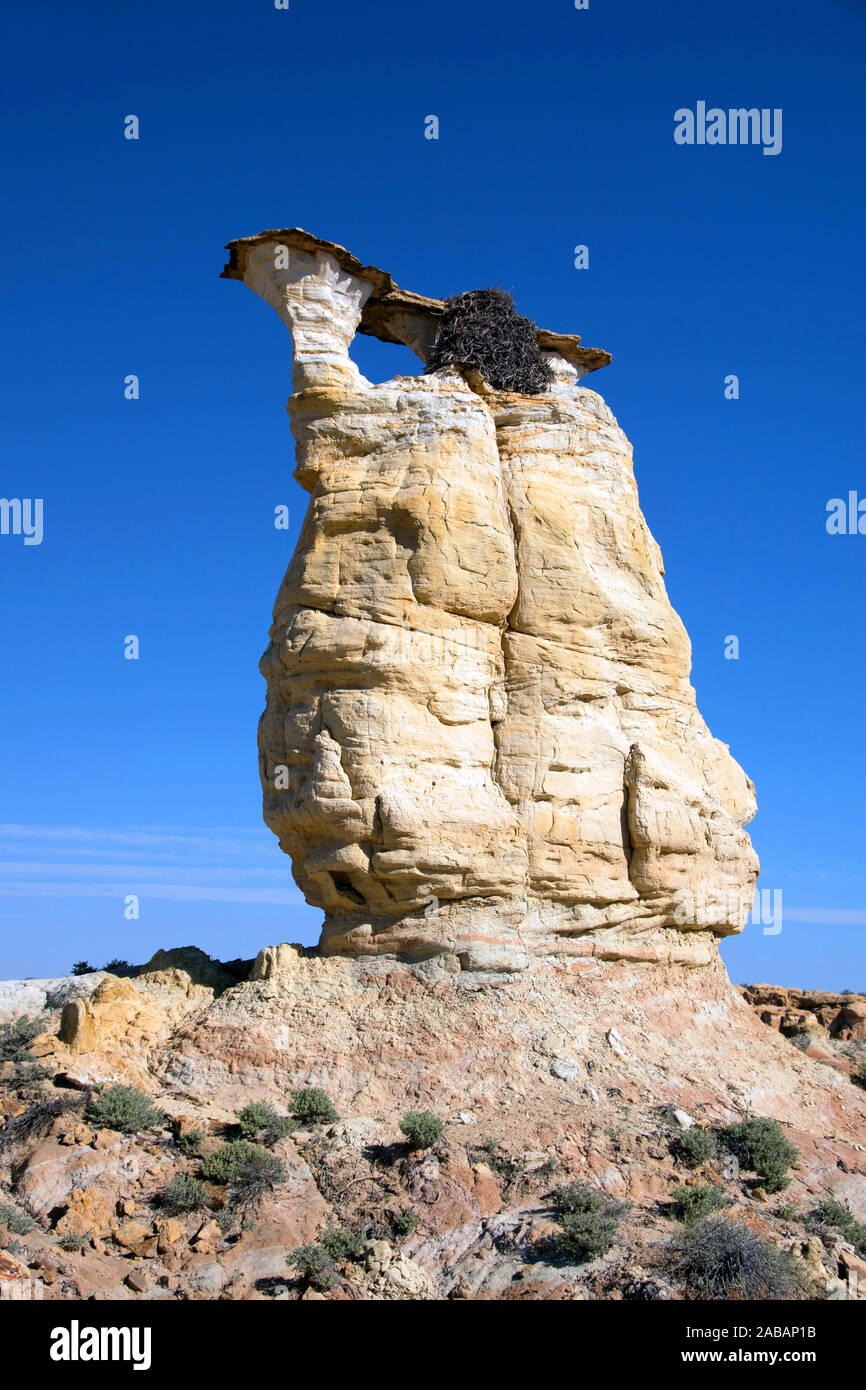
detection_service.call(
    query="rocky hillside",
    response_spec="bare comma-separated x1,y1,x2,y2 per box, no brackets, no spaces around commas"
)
1,947,864,1301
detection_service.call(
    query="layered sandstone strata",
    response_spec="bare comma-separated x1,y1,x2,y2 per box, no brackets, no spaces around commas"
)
222,230,758,972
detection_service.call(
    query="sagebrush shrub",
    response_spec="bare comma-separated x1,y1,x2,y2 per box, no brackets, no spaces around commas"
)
87,1085,166,1134
176,1126,205,1156
670,1184,729,1224
290,1087,338,1125
0,1015,45,1062
668,1217,806,1300
161,1173,210,1214
810,1199,866,1257
287,1243,337,1290
321,1227,365,1263
201,1140,286,1207
549,1181,628,1262
720,1117,798,1193
391,1211,420,1238
0,1202,37,1235
58,1231,90,1253
399,1111,444,1150
675,1127,717,1167
237,1101,296,1145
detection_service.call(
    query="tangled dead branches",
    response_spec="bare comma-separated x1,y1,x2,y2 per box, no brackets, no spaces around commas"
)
425,288,554,395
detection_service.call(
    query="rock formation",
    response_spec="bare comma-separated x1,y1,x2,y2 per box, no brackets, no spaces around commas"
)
741,985,866,1042
2,953,864,1302
222,229,758,973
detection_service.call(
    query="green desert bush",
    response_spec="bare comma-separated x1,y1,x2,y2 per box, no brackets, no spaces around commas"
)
321,1227,365,1263
289,1087,338,1126
237,1101,296,1145
853,1062,866,1092
0,1203,37,1235
58,1231,90,1253
71,962,94,976
670,1184,729,1224
468,1137,519,1180
87,1085,166,1135
399,1111,444,1150
549,1181,628,1262
675,1127,718,1167
287,1243,337,1290
720,1117,798,1193
201,1140,286,1207
667,1217,806,1300
0,1015,45,1062
809,1200,866,1256
390,1211,420,1238
175,1126,205,1157
161,1173,210,1215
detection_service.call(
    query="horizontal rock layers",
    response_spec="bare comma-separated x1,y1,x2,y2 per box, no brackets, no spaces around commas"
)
223,229,758,972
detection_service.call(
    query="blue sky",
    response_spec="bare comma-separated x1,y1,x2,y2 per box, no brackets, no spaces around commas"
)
1,0,863,987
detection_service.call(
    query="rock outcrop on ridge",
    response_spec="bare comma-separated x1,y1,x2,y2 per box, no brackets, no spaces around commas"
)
1,953,864,1302
222,229,759,972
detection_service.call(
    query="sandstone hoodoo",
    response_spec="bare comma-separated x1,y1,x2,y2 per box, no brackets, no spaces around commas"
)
223,229,759,974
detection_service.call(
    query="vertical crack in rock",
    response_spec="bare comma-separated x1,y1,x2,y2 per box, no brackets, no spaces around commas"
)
224,229,759,975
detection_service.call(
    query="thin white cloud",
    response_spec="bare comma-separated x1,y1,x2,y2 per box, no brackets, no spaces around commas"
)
0,861,292,883
780,908,866,927
0,825,299,907
0,825,273,856
0,881,301,905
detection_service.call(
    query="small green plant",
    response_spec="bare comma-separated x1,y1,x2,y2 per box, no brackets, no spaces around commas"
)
87,1085,166,1134
71,961,94,976
201,1140,287,1208
0,1203,37,1235
237,1101,296,1146
809,1200,866,1257
0,1015,45,1063
176,1126,205,1156
399,1110,444,1150
549,1181,628,1262
675,1127,718,1167
853,1062,866,1092
776,1203,797,1221
321,1227,365,1263
289,1087,338,1126
667,1217,806,1300
720,1117,798,1193
58,1231,90,1253
102,958,133,975
161,1173,210,1214
287,1243,337,1290
390,1211,420,1238
468,1137,518,1180
215,1208,236,1235
670,1184,729,1224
